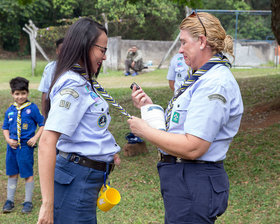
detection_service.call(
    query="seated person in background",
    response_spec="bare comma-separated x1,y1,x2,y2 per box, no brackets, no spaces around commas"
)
167,53,192,94
124,46,145,76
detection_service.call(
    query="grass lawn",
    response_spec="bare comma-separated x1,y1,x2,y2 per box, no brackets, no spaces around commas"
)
0,60,279,90
0,60,279,223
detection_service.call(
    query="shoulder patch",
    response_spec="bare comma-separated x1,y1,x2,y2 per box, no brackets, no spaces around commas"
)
60,88,79,98
208,94,227,104
59,100,71,109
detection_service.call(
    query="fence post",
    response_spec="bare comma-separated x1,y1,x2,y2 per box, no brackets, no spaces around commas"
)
157,6,192,69
23,20,50,76
102,13,108,74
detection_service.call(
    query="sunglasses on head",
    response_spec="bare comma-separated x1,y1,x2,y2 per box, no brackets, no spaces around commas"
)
189,11,207,37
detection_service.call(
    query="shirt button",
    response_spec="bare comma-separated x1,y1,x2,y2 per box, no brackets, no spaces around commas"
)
177,104,180,108
115,144,118,147
101,108,104,111
107,112,109,115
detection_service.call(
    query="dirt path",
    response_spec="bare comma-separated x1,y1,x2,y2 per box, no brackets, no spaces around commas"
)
240,98,280,131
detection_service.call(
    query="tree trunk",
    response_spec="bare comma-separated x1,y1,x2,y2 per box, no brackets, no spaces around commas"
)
271,0,280,44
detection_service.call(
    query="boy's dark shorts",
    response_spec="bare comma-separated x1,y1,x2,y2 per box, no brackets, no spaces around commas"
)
6,143,34,178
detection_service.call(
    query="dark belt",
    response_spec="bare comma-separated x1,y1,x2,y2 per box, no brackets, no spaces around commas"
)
158,152,223,164
59,151,114,173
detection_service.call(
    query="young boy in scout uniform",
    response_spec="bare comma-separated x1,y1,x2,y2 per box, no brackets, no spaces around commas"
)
2,77,44,214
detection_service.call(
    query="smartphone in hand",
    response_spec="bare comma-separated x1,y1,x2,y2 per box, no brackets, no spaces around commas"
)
130,82,140,90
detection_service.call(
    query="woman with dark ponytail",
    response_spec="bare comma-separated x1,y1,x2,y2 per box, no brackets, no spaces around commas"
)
37,18,120,224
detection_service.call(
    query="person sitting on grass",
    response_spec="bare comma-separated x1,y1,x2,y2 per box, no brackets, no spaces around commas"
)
2,77,44,214
124,46,146,76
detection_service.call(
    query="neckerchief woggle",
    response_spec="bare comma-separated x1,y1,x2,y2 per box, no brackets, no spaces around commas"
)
13,101,32,148
72,64,131,119
165,53,231,131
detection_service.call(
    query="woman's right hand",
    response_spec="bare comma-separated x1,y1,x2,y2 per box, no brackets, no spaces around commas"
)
131,86,153,109
37,202,54,224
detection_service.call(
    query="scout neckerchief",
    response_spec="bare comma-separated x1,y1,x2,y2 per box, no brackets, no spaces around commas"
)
71,65,131,118
13,101,31,148
165,53,231,131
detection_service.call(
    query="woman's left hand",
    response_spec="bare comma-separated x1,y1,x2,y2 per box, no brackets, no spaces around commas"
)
127,116,150,138
131,87,153,109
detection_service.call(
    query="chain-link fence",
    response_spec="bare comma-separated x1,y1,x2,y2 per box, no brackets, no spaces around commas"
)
197,9,278,68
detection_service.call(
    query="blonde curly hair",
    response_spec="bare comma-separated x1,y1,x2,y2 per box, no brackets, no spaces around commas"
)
180,12,234,58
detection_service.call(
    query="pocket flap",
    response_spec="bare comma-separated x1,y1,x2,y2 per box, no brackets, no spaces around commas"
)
209,174,229,193
54,168,75,185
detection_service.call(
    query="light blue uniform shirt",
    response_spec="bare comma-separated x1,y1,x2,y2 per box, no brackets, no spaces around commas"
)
38,61,56,93
167,53,192,93
44,70,120,162
167,64,243,161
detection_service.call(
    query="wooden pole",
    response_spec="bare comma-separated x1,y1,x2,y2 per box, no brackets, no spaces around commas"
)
157,6,192,69
23,20,50,76
102,13,108,74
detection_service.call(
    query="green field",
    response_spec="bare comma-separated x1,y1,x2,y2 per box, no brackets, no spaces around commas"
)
0,60,279,223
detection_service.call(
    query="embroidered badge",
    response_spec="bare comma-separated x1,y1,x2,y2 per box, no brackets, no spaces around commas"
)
60,88,79,98
26,109,31,114
178,62,184,67
172,112,180,123
8,112,14,118
22,123,28,130
59,100,71,109
208,94,227,104
97,114,107,128
90,92,100,104
85,86,100,103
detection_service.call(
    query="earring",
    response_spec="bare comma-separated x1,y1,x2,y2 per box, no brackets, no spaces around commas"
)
200,46,203,50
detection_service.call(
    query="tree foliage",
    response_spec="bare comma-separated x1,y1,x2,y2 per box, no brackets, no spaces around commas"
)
94,0,185,40
0,0,58,51
0,0,278,53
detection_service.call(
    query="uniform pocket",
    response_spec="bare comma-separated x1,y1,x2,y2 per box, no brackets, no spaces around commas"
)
54,167,75,209
209,174,229,219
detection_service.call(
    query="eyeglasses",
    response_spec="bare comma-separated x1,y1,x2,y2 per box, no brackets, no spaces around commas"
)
94,44,107,55
189,11,207,37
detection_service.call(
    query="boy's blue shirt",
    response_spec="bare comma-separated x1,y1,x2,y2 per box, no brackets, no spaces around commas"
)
2,102,44,142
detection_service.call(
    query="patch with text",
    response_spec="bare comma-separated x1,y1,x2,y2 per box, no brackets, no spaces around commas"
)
60,88,79,98
59,100,71,109
208,94,227,104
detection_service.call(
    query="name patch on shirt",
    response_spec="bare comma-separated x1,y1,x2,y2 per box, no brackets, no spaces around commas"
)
208,94,227,104
90,92,101,104
85,85,100,103
60,88,79,99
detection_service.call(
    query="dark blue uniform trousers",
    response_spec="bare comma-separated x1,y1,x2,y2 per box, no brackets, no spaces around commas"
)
157,162,229,224
54,154,104,224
